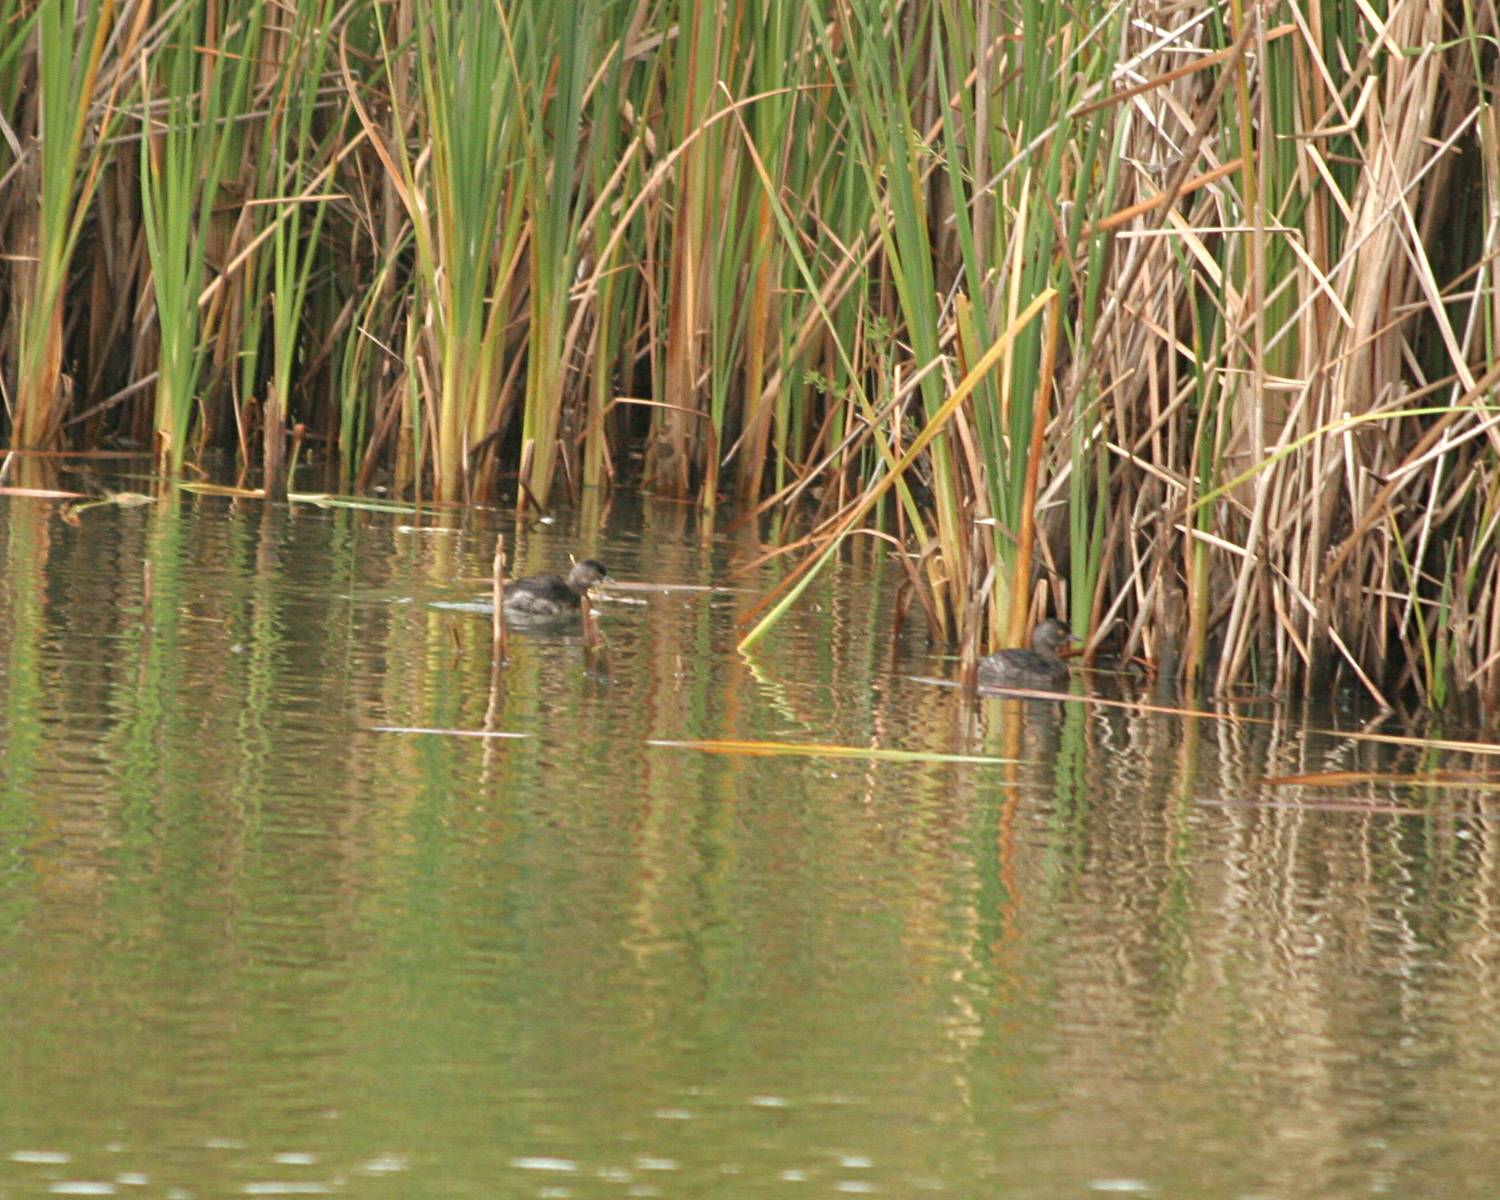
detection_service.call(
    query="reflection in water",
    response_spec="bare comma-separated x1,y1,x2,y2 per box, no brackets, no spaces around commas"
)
1,488,1499,1198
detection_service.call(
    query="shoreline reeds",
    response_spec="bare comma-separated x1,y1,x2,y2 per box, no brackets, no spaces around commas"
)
4,0,1500,713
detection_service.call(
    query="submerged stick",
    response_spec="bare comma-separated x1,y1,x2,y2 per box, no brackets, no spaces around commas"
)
492,534,509,663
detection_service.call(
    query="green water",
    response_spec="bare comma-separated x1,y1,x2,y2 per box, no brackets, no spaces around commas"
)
2,490,1500,1199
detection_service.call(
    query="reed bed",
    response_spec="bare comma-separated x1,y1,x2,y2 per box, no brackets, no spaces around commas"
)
3,0,1500,713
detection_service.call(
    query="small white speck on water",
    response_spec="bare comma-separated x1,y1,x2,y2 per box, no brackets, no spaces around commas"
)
510,1158,578,1174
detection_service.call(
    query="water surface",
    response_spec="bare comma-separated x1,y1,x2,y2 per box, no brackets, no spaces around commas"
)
2,487,1499,1199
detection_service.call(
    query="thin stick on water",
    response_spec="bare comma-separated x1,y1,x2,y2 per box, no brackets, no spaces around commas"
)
492,534,509,663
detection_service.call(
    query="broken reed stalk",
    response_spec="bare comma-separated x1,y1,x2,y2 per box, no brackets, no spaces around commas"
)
959,552,996,693
481,540,509,756
492,534,509,663
579,590,602,647
957,602,982,694
579,583,608,675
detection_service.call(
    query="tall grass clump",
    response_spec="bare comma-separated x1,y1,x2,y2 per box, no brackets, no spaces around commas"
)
7,0,123,450
7,0,1500,714
256,0,341,497
516,0,593,511
357,0,522,503
137,0,259,477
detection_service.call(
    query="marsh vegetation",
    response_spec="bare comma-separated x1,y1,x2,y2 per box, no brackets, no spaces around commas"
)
2,0,1499,711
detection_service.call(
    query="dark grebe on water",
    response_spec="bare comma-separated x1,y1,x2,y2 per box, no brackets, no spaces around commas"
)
977,618,1075,690
503,559,610,618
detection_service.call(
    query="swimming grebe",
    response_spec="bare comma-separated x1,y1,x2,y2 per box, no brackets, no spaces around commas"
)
503,559,610,618
977,618,1075,689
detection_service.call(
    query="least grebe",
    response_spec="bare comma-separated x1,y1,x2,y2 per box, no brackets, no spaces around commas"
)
977,618,1075,690
503,558,610,618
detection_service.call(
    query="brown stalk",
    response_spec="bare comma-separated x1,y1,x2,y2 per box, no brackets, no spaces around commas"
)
492,534,509,663
1073,25,1297,119
1091,159,1244,235
580,583,608,675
